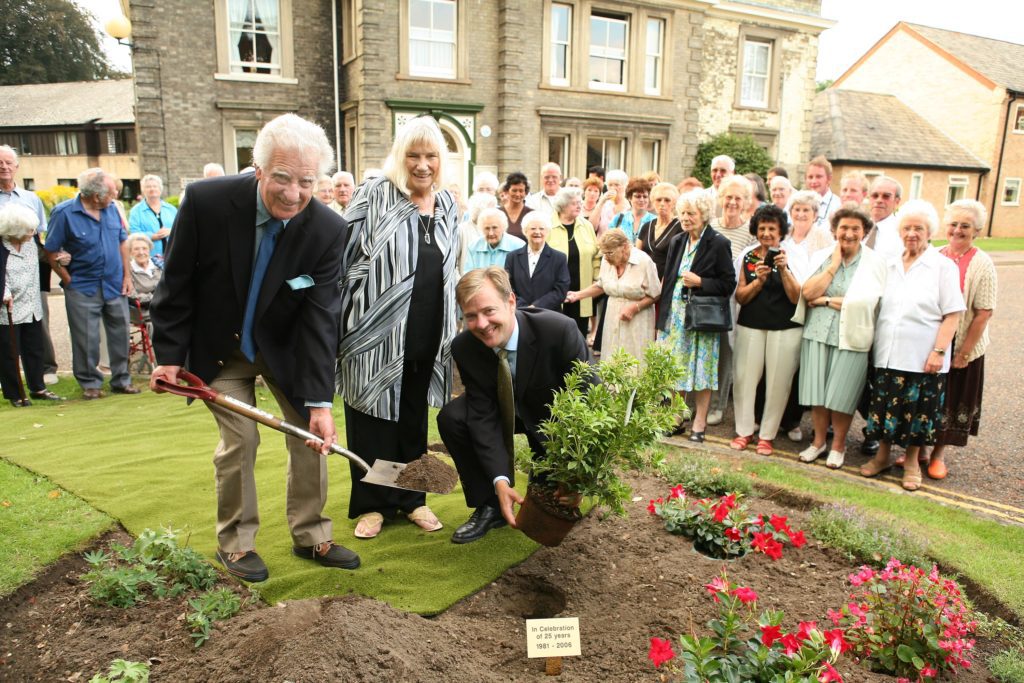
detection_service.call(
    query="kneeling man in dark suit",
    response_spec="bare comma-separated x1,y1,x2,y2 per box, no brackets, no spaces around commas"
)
438,266,589,543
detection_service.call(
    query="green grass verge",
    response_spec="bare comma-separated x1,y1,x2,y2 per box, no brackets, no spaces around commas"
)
657,450,753,498
0,458,112,597
807,503,929,568
932,237,1024,252
0,385,537,614
989,650,1024,683
666,452,1024,621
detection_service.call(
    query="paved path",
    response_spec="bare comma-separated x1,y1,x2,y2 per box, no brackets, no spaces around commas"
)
44,255,1024,514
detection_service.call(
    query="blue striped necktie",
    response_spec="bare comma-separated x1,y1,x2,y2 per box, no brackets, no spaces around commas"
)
240,219,283,362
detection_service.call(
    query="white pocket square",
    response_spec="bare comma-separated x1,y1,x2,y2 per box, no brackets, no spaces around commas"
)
285,274,315,290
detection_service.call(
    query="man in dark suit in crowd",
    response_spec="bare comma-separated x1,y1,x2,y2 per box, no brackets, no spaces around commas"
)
438,266,589,543
149,113,358,582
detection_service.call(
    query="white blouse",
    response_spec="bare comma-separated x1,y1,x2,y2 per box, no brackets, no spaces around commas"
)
2,237,43,326
873,247,965,374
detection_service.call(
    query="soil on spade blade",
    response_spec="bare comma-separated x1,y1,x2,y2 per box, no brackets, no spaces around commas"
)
0,472,1002,682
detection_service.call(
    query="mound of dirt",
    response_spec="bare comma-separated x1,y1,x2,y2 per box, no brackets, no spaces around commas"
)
0,473,1001,682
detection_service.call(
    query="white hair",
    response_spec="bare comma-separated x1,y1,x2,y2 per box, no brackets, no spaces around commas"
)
606,169,628,187
383,117,448,195
473,171,499,193
944,199,987,233
676,189,714,224
551,186,583,215
789,190,821,215
898,199,940,238
126,232,154,250
332,170,354,184
141,174,163,191
522,212,550,232
0,203,40,238
769,175,793,191
203,162,225,177
718,174,752,201
252,113,335,176
467,192,497,224
711,155,736,172
0,144,18,165
477,207,509,230
77,168,111,200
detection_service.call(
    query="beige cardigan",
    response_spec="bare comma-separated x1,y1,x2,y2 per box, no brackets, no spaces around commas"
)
953,248,997,362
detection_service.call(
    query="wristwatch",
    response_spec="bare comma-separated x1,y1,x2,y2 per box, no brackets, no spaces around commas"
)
933,347,945,355
825,297,831,307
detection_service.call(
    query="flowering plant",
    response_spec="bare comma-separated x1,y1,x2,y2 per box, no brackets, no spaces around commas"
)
829,559,977,681
648,488,807,561
648,569,846,682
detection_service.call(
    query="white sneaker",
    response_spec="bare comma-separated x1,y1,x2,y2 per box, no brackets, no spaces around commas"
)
826,450,845,469
706,410,724,426
798,443,827,463
787,427,803,442
44,373,59,386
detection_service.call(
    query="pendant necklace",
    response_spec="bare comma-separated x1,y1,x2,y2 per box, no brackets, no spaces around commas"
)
420,214,432,245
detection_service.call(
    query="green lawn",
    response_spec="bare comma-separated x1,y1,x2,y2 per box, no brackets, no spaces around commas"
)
933,237,1024,252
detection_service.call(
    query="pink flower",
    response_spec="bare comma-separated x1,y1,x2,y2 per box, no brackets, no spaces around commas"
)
669,484,685,499
921,665,938,678
725,527,742,542
823,628,850,653
818,662,844,682
732,586,758,604
827,608,844,626
780,633,802,656
760,624,782,647
848,566,875,586
648,637,675,668
704,576,728,602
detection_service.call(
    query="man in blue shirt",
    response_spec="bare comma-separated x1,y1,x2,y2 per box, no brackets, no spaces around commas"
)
44,168,138,399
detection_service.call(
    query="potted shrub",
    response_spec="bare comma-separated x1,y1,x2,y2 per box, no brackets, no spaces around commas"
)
515,344,685,546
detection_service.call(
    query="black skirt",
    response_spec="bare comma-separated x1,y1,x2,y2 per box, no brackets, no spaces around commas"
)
935,354,985,448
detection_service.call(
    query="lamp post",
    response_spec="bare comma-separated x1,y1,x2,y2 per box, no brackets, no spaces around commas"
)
104,15,133,47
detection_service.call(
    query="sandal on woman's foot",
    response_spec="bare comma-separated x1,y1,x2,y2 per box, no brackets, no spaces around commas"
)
902,469,922,491
354,512,384,539
729,435,753,451
860,457,890,478
755,439,773,456
688,431,705,443
407,506,443,532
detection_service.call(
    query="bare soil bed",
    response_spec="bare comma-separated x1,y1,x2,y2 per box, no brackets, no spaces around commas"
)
0,472,1003,682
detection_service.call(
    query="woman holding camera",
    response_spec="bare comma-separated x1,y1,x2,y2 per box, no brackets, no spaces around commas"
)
729,204,802,456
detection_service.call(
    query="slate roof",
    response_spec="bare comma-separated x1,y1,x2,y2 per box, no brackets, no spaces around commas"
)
812,89,988,171
906,23,1024,94
0,79,134,128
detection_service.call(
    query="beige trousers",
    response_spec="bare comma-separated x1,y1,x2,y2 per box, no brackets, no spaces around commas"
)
206,351,331,552
733,325,803,441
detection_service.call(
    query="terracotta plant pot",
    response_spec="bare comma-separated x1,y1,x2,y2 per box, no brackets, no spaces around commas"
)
515,483,583,547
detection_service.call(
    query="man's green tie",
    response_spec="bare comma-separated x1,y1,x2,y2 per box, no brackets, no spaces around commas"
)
497,349,515,474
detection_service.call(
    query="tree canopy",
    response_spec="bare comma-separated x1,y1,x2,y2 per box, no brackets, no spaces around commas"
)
0,0,123,85
693,134,774,187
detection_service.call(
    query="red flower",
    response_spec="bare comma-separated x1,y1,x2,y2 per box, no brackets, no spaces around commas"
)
769,514,790,532
648,637,675,668
827,608,844,626
764,538,784,560
732,586,758,604
818,661,844,682
780,633,802,656
796,621,818,641
760,624,782,647
751,531,771,553
669,484,685,499
646,500,657,514
823,628,850,653
725,527,742,541
921,665,938,678
721,493,737,509
787,529,807,548
704,576,728,601
712,503,730,523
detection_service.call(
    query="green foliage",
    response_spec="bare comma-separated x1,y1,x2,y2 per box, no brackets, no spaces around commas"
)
36,185,78,216
532,344,685,515
166,195,180,208
990,650,1024,683
89,659,150,683
808,503,929,568
1,0,123,85
82,562,162,608
659,453,752,498
816,79,834,93
186,588,242,647
693,134,773,188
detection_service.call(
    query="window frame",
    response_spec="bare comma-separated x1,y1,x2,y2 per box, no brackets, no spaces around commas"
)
1002,178,1021,206
643,17,665,96
1013,104,1024,134
638,137,660,174
734,26,784,111
946,175,969,206
587,9,630,93
399,0,468,83
214,0,296,84
909,172,923,200
547,133,572,174
342,0,361,63
55,131,79,156
586,135,627,170
549,2,573,87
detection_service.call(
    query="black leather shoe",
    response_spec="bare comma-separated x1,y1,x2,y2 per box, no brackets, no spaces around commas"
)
216,549,269,582
293,541,360,569
111,384,142,395
10,398,32,407
860,439,880,455
30,390,64,401
451,505,507,544
688,431,705,443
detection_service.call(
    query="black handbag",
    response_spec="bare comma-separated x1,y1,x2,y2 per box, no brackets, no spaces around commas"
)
683,294,732,332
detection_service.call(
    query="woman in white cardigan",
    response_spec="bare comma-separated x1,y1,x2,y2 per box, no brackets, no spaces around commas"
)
796,206,886,469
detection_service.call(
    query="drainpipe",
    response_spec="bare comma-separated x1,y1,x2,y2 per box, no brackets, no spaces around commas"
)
331,0,342,170
987,90,1021,237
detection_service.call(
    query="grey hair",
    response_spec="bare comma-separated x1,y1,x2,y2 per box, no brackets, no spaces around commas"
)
718,174,752,202
0,144,18,165
78,168,111,200
676,189,714,224
383,116,448,195
203,162,226,177
467,191,497,224
551,186,583,215
522,211,550,232
472,171,499,192
870,175,904,200
252,113,335,177
332,170,354,184
540,161,562,177
477,207,509,231
769,175,793,191
789,190,821,215
606,169,628,187
0,202,40,238
944,199,987,233
141,174,163,191
898,199,940,238
126,232,154,250
711,155,735,172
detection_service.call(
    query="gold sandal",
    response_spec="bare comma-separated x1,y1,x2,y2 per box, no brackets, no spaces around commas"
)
859,457,891,478
902,469,922,492
354,512,384,539
407,506,443,532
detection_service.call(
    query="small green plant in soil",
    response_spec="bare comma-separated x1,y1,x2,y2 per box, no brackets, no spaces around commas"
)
659,452,752,498
186,587,242,647
989,649,1024,683
88,658,150,683
808,503,929,569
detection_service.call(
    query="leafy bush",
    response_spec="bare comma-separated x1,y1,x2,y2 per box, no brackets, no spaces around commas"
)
36,185,78,216
89,659,150,683
808,503,929,568
186,588,242,647
990,650,1024,683
166,195,180,208
693,133,773,188
659,454,752,498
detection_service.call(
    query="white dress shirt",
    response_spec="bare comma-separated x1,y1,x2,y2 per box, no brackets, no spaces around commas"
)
527,247,543,276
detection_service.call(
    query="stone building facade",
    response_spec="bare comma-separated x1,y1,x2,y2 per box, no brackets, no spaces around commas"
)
124,0,829,194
